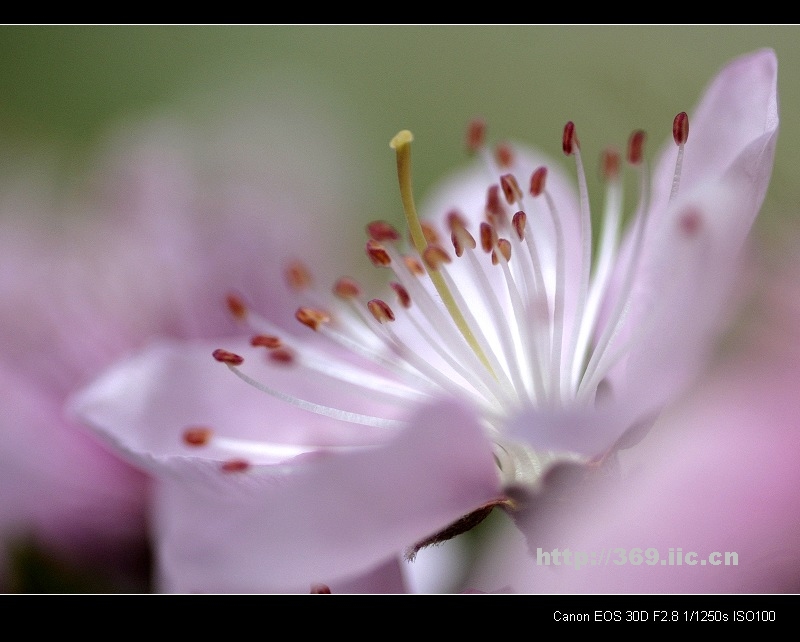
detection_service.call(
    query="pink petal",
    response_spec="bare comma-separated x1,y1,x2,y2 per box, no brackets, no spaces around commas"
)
508,364,800,593
71,342,501,590
152,399,499,591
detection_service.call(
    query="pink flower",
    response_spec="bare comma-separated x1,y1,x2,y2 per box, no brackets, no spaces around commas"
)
72,49,778,592
1,108,355,590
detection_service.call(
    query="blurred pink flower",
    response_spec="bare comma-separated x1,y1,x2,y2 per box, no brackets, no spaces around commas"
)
72,49,778,592
1,105,361,590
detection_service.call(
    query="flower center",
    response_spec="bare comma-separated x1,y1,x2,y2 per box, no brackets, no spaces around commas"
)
201,114,692,487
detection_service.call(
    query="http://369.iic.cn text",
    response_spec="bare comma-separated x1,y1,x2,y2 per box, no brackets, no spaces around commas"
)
536,547,738,570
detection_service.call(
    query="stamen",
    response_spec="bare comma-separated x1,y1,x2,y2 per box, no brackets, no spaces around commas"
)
183,426,213,446
511,210,526,240
601,147,621,181
366,240,392,267
490,238,545,403
422,244,452,270
250,335,282,349
491,238,512,265
530,167,567,401
670,112,689,203
269,348,296,365
390,282,412,308
497,174,535,305
389,129,494,374
520,170,550,302
212,349,244,366
452,225,536,405
367,298,396,323
485,185,508,227
496,238,512,262
514,206,548,323
224,291,437,405
573,147,624,393
221,459,251,473
295,307,331,331
333,277,362,300
466,117,486,155
579,130,654,398
226,293,248,320
672,111,689,145
562,121,579,155
221,360,407,429
627,130,646,166
450,230,470,258
447,211,477,258
420,221,440,245
279,326,436,406
422,247,520,401
285,260,313,291
500,174,523,206
376,312,504,410
404,255,425,276
529,167,547,197
379,244,506,398
494,143,515,169
367,220,401,242
562,122,593,391
480,222,497,253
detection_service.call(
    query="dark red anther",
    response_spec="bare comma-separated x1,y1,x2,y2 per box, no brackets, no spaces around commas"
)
333,277,362,300
367,299,395,323
529,167,547,197
494,142,515,168
285,260,312,291
422,245,452,270
512,211,527,240
225,293,247,320
366,240,392,267
366,220,401,242
420,221,440,245
391,282,412,309
466,117,486,154
446,209,468,231
269,348,296,365
673,111,689,146
311,584,332,594
601,147,621,181
295,307,331,331
491,238,512,264
448,212,476,258
183,426,213,447
221,459,250,473
500,174,523,206
480,222,497,253
563,122,578,155
485,184,506,226
627,130,646,166
404,255,425,276
212,349,244,366
251,335,282,349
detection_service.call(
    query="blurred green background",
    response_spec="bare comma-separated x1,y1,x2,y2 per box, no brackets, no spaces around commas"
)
1,25,798,242
1,25,797,592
